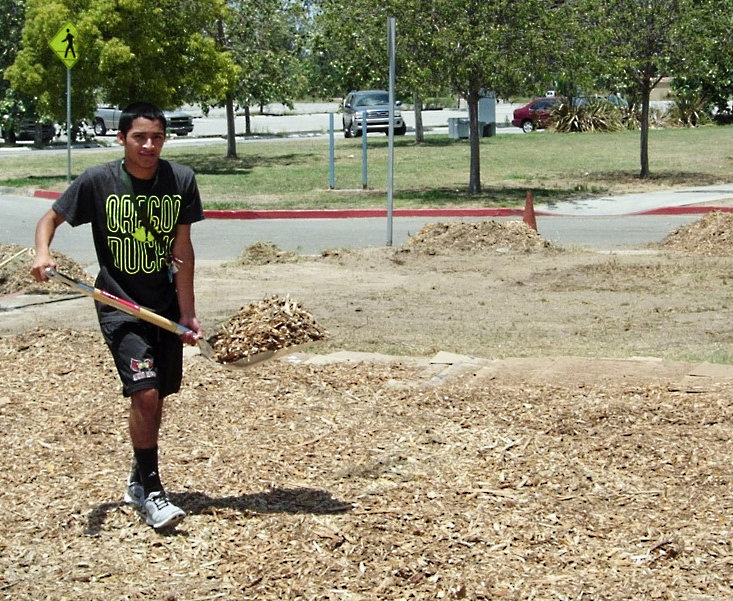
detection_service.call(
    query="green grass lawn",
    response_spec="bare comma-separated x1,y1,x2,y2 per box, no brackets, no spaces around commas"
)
1,125,732,209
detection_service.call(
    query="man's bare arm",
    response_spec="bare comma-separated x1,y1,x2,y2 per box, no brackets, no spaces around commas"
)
171,223,202,344
30,209,66,281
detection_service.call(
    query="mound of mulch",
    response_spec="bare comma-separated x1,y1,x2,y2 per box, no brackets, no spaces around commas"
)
208,295,327,364
231,242,298,266
661,210,733,254
405,220,558,253
0,244,94,296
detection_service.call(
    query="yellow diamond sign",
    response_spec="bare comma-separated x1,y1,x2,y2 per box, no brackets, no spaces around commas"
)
49,22,79,68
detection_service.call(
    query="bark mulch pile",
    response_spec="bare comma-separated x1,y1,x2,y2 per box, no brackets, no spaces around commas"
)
207,295,328,364
0,329,730,599
230,241,299,266
404,220,559,254
660,210,733,254
0,244,93,296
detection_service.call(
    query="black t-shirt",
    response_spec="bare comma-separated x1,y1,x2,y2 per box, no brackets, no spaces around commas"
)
53,159,204,313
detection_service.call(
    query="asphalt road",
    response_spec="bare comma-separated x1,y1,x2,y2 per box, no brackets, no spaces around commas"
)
0,191,703,267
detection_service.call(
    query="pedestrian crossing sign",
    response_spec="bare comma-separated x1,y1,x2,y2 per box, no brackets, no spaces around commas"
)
49,22,79,68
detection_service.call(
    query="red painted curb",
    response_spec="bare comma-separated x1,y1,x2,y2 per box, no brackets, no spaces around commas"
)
31,189,730,219
32,189,532,219
203,207,530,220
33,189,63,200
632,206,733,215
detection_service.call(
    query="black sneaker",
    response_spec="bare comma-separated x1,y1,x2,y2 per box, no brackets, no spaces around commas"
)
123,475,145,508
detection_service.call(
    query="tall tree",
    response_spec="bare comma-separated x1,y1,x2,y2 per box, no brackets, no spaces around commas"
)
0,0,25,96
386,0,449,143
427,0,546,194
597,0,694,178
536,0,608,100
5,0,239,127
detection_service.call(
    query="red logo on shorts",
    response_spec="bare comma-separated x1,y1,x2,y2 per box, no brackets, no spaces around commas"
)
130,358,154,372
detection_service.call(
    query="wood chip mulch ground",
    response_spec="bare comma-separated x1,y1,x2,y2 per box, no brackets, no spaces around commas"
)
2,216,732,599
0,329,730,599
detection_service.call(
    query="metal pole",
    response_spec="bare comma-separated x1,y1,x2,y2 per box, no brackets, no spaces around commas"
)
328,113,335,189
386,17,396,246
362,110,368,189
66,67,71,183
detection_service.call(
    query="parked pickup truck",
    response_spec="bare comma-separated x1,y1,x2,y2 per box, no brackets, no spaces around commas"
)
93,106,194,136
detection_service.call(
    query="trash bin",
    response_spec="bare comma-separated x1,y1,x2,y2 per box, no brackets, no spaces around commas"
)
481,122,496,137
448,117,470,139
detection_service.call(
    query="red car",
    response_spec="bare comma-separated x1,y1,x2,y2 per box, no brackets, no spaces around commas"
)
511,96,561,133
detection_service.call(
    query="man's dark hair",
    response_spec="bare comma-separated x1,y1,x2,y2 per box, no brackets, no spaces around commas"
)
119,102,167,135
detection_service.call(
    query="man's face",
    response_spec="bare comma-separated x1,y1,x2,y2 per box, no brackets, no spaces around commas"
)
117,117,166,177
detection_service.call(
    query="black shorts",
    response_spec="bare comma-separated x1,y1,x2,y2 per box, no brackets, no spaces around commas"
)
98,310,183,399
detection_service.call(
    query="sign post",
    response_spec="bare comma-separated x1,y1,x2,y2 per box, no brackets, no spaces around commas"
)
386,17,396,246
49,22,79,184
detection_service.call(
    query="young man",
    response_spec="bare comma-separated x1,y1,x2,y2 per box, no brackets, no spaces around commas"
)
30,102,205,529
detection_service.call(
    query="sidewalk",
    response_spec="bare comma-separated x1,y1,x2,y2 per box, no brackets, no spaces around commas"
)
535,184,733,216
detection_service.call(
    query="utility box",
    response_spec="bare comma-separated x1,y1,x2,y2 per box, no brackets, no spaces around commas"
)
478,89,496,137
448,117,470,139
478,90,496,125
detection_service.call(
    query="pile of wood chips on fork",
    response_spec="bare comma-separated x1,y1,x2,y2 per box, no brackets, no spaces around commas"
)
207,294,327,364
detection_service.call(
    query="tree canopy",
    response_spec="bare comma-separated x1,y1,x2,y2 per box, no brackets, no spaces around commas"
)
5,0,239,124
4,0,733,185
223,0,309,111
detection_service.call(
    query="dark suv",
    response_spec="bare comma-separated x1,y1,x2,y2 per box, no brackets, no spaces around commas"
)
1,120,56,145
342,90,407,138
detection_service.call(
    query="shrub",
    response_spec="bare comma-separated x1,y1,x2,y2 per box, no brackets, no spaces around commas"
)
550,98,626,133
666,92,712,127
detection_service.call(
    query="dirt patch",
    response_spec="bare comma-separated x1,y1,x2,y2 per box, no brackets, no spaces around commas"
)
0,219,731,599
0,329,730,600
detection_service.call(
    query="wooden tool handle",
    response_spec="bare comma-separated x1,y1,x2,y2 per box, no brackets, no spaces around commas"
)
45,267,188,335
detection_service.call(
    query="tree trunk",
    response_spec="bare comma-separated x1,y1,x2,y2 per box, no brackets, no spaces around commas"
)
639,79,651,179
216,18,237,159
225,95,237,159
413,92,424,143
34,122,46,148
244,106,252,135
467,88,481,195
